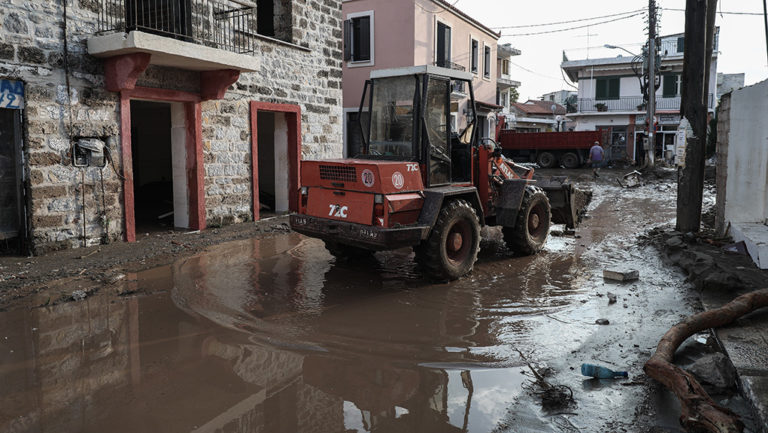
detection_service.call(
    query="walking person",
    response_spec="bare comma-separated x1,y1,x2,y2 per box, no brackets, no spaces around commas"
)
587,140,605,178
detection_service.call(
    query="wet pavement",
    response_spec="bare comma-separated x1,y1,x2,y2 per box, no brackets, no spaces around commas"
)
0,178,756,432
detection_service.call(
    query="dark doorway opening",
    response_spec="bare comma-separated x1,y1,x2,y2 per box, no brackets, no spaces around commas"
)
130,101,175,232
257,111,290,217
0,108,24,254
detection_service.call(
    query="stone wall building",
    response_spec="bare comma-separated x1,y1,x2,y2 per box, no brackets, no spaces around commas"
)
0,0,343,254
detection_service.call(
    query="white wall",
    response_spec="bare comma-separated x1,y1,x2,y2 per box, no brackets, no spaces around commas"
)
274,113,290,213
724,79,768,225
170,102,189,229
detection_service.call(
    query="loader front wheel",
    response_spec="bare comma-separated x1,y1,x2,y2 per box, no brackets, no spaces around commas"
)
504,187,551,255
416,200,480,281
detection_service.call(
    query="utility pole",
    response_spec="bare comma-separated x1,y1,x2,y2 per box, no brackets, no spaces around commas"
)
677,0,718,232
646,0,657,168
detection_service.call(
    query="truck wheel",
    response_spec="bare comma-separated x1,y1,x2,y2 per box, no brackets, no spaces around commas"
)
503,187,551,255
537,152,556,168
416,199,480,281
324,241,374,259
560,152,580,169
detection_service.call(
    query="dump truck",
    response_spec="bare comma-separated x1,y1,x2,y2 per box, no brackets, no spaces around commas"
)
495,120,605,169
290,65,579,280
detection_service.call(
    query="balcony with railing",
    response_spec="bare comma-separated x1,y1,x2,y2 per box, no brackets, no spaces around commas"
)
576,94,715,113
87,0,283,76
434,61,467,72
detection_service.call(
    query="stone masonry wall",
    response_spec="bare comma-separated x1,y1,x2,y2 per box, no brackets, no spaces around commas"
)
1,0,123,253
0,0,343,253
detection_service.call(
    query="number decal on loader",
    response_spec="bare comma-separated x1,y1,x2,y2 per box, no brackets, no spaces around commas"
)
328,204,349,218
392,172,405,189
362,169,375,187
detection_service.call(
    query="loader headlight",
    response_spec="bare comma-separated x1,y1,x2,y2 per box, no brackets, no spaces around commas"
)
374,194,383,204
301,187,308,195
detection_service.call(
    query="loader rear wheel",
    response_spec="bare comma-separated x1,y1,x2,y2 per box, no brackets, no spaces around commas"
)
416,199,480,281
324,241,374,260
537,152,556,168
560,152,580,169
504,187,551,255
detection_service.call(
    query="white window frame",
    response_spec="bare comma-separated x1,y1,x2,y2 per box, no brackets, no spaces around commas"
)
470,37,479,75
482,43,491,80
434,17,452,67
346,10,374,68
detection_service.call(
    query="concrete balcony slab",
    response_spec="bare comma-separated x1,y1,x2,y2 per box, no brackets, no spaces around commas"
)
88,31,260,73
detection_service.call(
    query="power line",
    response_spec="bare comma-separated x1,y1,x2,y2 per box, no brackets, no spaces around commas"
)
508,61,563,81
502,12,644,37
662,7,765,16
491,9,643,30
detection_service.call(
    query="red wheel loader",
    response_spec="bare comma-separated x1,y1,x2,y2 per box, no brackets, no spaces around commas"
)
290,65,580,280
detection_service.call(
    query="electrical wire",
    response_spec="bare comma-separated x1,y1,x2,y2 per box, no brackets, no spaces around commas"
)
502,12,644,37
508,61,563,81
491,9,644,30
662,7,765,16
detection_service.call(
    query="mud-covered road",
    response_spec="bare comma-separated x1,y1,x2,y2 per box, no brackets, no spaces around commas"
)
0,171,753,432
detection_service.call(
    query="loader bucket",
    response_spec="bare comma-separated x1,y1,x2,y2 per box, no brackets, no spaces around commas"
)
538,176,591,229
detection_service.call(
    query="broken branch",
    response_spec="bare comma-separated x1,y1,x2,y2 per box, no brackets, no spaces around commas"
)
644,288,768,433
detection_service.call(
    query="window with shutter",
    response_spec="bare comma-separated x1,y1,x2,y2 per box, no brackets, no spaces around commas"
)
471,39,478,73
662,74,679,97
595,77,620,100
677,37,685,53
344,12,373,64
436,22,451,67
483,46,491,78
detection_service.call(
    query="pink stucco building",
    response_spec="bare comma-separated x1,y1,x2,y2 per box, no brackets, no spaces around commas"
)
341,0,501,156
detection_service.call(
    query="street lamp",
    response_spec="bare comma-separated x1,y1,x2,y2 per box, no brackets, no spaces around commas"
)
604,44,638,57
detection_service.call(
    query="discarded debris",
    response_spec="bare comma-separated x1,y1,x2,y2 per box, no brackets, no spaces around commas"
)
607,292,617,304
603,269,639,282
722,241,748,255
595,318,610,325
79,248,101,259
581,363,628,379
645,288,768,432
106,273,126,285
617,170,643,188
514,347,575,411
71,290,87,301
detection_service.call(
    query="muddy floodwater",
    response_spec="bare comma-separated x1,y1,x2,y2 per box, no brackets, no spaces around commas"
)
1,181,713,432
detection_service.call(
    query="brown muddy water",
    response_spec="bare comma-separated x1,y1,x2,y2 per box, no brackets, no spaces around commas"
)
0,182,731,433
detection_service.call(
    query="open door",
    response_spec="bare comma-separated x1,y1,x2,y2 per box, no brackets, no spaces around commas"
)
0,108,25,252
424,76,451,186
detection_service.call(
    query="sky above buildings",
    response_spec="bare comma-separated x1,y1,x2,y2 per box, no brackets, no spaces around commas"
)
453,0,765,101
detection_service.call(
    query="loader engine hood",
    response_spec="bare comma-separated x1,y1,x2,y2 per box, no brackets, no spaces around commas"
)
301,159,424,193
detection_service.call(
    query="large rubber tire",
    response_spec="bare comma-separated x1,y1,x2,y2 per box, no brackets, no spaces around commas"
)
560,152,580,169
537,151,556,168
324,241,374,259
503,186,551,255
415,200,481,281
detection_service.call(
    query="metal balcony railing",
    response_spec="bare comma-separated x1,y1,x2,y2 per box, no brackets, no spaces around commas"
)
451,80,466,95
434,61,467,72
577,94,715,113
98,0,258,54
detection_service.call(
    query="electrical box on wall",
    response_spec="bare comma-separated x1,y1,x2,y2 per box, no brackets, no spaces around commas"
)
72,138,107,168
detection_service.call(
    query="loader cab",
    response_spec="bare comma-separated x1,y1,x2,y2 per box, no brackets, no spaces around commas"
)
355,65,477,187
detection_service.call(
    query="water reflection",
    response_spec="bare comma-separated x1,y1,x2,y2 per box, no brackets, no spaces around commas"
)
0,235,539,433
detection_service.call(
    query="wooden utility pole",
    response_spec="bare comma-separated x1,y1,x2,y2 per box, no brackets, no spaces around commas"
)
646,0,657,168
676,0,717,232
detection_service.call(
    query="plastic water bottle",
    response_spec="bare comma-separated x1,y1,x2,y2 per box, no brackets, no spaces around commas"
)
581,363,628,379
